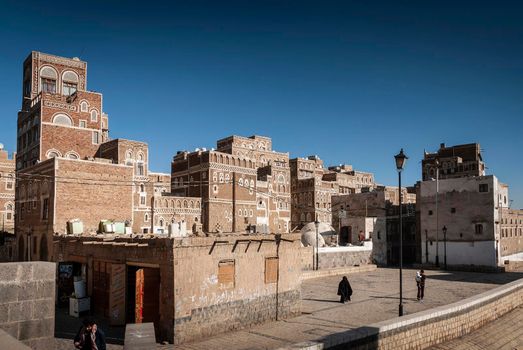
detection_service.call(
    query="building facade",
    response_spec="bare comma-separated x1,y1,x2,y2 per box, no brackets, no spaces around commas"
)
14,52,199,261
217,135,291,234
418,175,507,269
290,156,376,229
0,145,15,234
422,143,485,181
332,186,416,266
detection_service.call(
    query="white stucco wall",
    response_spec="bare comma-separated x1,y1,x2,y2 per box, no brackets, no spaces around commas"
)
421,240,497,267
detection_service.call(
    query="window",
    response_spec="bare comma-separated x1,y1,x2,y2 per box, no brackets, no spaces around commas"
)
53,114,72,126
451,208,456,214
41,78,56,93
66,152,79,159
90,110,98,122
475,224,483,235
136,163,144,176
479,184,488,193
62,82,77,96
23,79,31,97
265,257,279,283
80,102,88,112
140,195,146,205
6,175,14,190
144,213,149,222
428,210,433,216
238,209,242,216
42,198,49,220
79,120,86,128
92,131,99,144
46,150,61,158
218,260,235,287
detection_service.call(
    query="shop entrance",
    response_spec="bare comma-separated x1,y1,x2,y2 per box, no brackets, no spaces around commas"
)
126,266,160,326
340,226,351,246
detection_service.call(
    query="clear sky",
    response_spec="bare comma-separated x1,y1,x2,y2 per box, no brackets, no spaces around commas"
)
1,0,522,207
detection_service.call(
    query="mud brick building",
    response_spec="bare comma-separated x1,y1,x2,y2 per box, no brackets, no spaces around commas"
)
290,156,376,230
13,52,199,260
422,143,485,181
171,149,258,233
0,145,16,234
418,142,523,269
217,135,291,233
54,233,303,344
332,186,416,265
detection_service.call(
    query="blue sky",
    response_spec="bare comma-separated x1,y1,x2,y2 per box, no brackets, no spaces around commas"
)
1,1,522,207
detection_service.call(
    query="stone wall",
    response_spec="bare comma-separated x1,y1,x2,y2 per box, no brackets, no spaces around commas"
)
0,262,55,350
172,234,303,344
279,276,523,350
317,247,373,269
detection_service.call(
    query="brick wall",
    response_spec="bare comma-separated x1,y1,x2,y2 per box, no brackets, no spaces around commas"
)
279,276,523,350
0,262,55,350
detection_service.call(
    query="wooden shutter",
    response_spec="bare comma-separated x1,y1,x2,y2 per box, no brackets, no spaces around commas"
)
218,260,235,287
265,257,279,284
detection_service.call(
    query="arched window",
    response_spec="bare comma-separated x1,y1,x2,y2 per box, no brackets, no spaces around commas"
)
40,66,57,94
239,178,243,186
144,213,149,222
62,71,78,96
65,151,79,159
140,184,145,193
46,149,61,159
80,101,89,112
183,200,188,208
90,109,98,122
250,179,255,188
159,218,164,227
53,114,73,126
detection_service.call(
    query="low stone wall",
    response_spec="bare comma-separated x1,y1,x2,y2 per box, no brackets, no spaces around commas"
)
301,265,377,281
317,247,372,269
278,277,523,350
174,289,301,344
0,262,55,350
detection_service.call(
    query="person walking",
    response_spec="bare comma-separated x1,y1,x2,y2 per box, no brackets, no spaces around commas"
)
416,269,426,302
337,276,353,303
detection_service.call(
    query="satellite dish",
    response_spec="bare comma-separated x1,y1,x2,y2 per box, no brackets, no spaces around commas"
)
0,143,4,150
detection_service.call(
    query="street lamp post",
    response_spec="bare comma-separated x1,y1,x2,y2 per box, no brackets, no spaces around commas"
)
394,148,408,317
443,226,447,270
435,159,440,267
315,219,320,270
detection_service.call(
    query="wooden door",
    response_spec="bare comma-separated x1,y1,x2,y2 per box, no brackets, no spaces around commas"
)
142,268,160,324
134,268,160,325
109,264,126,326
135,268,145,323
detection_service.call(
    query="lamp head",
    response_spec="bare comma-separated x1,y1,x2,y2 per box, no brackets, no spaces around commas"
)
394,149,408,172
442,226,447,233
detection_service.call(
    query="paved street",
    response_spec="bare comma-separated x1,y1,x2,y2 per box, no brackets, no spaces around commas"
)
55,268,523,349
